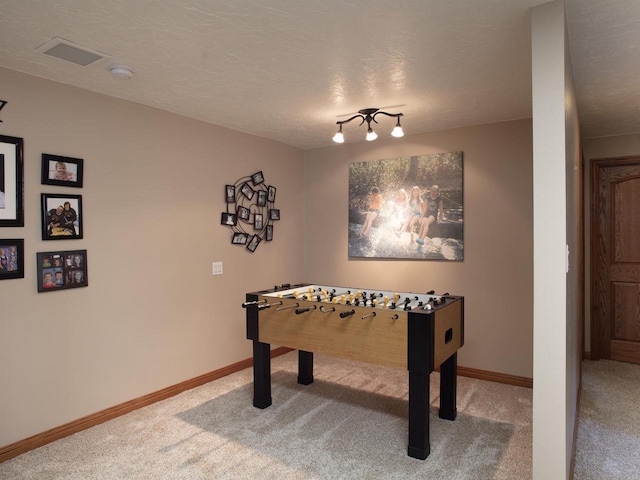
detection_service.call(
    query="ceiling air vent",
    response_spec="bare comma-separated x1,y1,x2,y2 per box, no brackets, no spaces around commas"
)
35,37,111,67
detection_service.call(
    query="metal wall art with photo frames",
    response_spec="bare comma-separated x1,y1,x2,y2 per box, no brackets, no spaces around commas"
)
221,171,279,253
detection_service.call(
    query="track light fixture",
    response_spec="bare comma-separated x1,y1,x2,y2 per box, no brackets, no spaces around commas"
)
333,108,404,143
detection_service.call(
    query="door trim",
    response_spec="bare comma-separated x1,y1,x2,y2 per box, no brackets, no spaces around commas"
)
590,155,640,360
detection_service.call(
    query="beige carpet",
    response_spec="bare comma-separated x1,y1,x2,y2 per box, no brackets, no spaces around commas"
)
0,352,534,479
574,359,640,480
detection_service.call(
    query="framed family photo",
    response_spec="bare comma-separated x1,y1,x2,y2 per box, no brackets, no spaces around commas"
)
0,135,24,227
251,171,264,186
221,212,237,226
246,234,261,253
232,232,248,245
241,182,255,200
37,249,88,292
225,185,236,203
0,238,24,280
41,193,83,240
41,153,83,188
237,206,250,221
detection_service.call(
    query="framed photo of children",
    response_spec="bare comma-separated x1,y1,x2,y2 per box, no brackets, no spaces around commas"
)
0,239,24,280
0,135,24,227
41,194,83,240
37,249,88,292
41,153,83,188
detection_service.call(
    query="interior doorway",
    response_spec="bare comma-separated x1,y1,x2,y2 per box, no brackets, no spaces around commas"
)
591,156,640,364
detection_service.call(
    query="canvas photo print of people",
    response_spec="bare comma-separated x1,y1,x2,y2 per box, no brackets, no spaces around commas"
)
37,249,88,292
348,152,464,261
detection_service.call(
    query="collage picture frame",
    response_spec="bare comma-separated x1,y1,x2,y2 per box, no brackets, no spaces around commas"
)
36,249,88,292
0,238,24,280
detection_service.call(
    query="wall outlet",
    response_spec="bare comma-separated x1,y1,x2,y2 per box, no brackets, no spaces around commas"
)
212,262,223,275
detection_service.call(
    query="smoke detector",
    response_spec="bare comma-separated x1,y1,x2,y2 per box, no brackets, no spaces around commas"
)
109,65,134,79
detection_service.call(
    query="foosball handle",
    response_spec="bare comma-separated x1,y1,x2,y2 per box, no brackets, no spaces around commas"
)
339,309,356,319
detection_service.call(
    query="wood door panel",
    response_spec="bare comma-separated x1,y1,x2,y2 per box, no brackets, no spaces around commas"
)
610,340,640,365
613,177,640,263
610,264,640,281
612,282,640,342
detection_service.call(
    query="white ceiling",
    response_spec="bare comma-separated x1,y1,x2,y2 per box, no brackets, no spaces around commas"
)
0,0,638,150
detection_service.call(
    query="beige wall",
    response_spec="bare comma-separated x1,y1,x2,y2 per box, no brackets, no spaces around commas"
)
303,119,534,378
0,67,305,446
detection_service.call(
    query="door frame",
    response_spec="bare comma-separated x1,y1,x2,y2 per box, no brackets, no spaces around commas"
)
590,155,640,360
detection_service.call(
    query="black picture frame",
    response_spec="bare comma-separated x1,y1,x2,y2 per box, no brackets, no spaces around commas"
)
41,153,84,188
0,135,24,227
251,171,264,186
221,212,237,226
266,225,273,241
267,185,276,203
241,182,255,200
257,190,267,207
0,238,24,280
254,213,263,230
246,234,261,253
225,185,236,203
232,232,248,245
269,209,280,220
41,194,83,240
37,249,88,292
237,205,250,221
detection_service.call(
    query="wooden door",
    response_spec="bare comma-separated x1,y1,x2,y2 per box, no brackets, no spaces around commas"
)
592,156,640,363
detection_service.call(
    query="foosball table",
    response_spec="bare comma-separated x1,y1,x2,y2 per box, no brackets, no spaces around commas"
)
243,283,464,460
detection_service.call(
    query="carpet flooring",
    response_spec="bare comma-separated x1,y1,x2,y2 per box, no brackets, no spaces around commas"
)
3,353,634,479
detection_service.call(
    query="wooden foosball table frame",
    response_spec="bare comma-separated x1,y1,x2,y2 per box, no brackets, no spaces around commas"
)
244,283,464,460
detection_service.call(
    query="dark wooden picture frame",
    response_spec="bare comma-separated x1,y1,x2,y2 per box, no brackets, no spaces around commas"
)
246,234,261,253
225,185,236,203
269,209,280,220
251,171,264,186
266,225,273,241
232,232,248,245
41,194,83,240
221,212,237,226
237,205,250,221
37,249,88,292
0,238,24,280
257,190,267,207
241,182,255,200
41,153,84,188
254,213,263,230
0,135,24,227
267,185,276,203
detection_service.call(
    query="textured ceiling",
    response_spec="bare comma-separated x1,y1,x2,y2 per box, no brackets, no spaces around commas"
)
0,0,638,150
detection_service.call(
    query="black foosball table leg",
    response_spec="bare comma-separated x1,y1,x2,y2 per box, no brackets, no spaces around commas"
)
298,350,314,385
439,352,457,420
407,371,431,460
252,341,272,409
